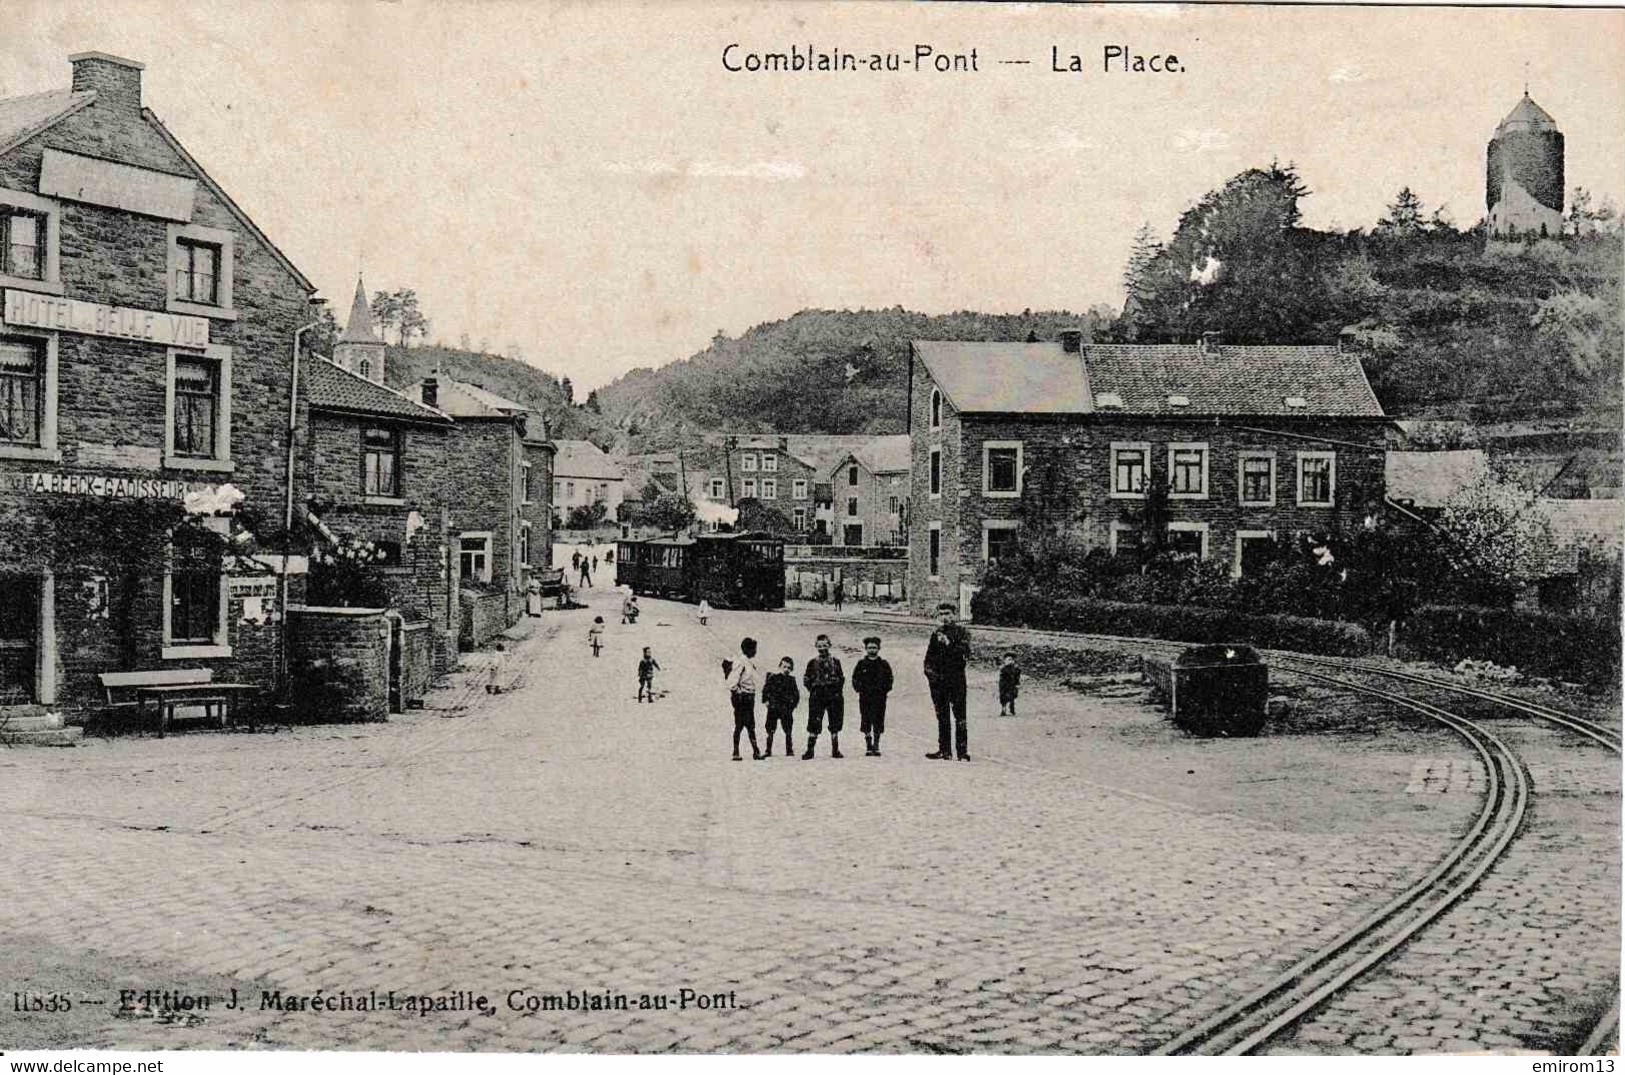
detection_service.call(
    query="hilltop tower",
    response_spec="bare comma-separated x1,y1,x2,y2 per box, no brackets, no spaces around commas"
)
1486,91,1564,239
335,275,387,383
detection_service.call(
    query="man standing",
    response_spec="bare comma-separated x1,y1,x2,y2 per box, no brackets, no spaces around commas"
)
924,601,972,761
802,634,846,760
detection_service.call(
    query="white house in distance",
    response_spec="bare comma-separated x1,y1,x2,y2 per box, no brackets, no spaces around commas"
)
552,439,624,522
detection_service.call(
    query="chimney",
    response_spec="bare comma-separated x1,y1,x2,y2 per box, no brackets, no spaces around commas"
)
70,52,144,114
1199,331,1222,354
421,377,438,409
1058,329,1084,354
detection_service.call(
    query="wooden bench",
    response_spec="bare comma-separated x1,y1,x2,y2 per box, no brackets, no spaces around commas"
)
99,669,230,737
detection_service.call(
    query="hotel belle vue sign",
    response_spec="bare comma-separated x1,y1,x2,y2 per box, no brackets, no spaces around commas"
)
2,288,209,349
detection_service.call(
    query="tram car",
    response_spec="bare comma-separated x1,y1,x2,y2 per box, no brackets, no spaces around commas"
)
615,532,786,610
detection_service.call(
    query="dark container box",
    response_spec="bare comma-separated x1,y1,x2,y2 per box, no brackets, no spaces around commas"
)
1144,644,1269,737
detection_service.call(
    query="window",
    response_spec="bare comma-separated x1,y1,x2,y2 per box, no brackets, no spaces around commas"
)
166,223,234,317
518,524,532,569
358,357,372,381
983,442,1022,497
0,337,42,446
362,426,401,497
848,464,859,486
174,238,221,306
553,481,562,501
843,522,864,546
737,478,753,498
1110,523,1144,556
930,388,942,429
171,356,218,458
1,208,44,279
847,496,859,517
929,448,941,497
793,507,806,529
793,479,807,500
459,533,492,583
1238,453,1275,506
741,453,758,472
163,518,228,659
928,524,941,578
888,496,900,514
1235,530,1274,578
567,481,576,499
762,479,777,499
375,540,403,567
1111,442,1150,498
1167,522,1209,558
983,521,1020,563
1167,443,1209,499
521,462,534,504
762,454,777,472
709,478,724,499
1298,452,1336,507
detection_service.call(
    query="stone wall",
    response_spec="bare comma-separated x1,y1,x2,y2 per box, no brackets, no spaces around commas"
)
461,588,511,650
287,606,388,723
786,555,908,603
397,619,434,710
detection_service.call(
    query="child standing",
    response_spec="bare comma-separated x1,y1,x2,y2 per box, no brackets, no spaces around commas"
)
697,598,711,626
588,616,605,658
762,657,800,758
725,637,764,761
801,634,846,760
999,652,1022,715
485,642,508,694
637,646,660,702
851,636,894,756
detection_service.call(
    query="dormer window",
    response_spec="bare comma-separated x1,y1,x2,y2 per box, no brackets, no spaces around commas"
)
1095,392,1124,410
1284,396,1308,409
1167,394,1190,408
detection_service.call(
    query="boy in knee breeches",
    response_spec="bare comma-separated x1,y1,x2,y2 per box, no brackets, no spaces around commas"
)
801,633,846,760
851,635,894,757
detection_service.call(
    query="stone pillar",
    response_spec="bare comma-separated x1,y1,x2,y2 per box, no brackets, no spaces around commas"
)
36,570,56,706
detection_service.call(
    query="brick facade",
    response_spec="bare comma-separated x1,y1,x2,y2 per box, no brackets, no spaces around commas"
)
0,54,314,710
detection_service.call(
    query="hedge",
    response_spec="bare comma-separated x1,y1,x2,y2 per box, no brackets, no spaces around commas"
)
1404,605,1621,686
971,589,1374,657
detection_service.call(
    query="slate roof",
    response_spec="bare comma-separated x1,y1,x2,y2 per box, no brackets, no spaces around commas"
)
409,377,530,418
914,340,1384,418
1497,93,1559,135
857,434,912,474
914,341,1092,415
305,358,450,423
339,276,382,344
0,88,95,154
1385,450,1491,509
553,439,623,481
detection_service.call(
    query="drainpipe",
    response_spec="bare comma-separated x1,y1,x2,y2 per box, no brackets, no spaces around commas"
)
279,298,327,700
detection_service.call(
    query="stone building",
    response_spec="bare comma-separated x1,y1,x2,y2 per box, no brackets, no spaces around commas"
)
1487,91,1565,239
0,53,318,720
301,357,456,668
405,374,553,646
907,333,1389,614
551,438,624,524
824,434,910,547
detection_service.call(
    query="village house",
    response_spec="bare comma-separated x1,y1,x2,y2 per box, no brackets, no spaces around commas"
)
0,53,319,728
824,434,910,547
405,374,553,647
907,332,1389,614
551,438,623,524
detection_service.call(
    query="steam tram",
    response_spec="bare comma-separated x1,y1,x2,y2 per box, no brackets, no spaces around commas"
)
615,532,786,610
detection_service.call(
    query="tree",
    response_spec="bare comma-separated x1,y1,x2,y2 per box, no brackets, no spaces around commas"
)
644,493,696,535
369,289,429,346
1376,187,1427,237
560,377,574,406
1532,290,1624,385
308,304,339,358
584,389,601,414
1435,474,1555,604
566,501,609,530
369,290,402,342
1119,222,1162,340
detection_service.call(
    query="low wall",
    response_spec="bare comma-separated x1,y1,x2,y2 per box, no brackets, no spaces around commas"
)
461,589,513,649
288,606,390,723
399,620,434,709
786,556,908,604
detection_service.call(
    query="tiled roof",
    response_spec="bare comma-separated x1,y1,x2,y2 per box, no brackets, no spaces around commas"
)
914,341,1091,415
409,377,530,418
0,88,95,154
553,439,623,481
306,358,450,423
1386,451,1491,509
1081,344,1384,418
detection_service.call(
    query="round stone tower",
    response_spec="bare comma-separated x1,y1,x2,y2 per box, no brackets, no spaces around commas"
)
1486,92,1564,239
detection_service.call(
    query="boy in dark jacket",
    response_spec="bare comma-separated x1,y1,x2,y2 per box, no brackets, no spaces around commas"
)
762,657,800,757
998,652,1021,715
851,636,894,756
802,634,846,760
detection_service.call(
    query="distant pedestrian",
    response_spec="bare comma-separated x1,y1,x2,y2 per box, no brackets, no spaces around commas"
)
485,642,508,694
588,616,605,658
762,656,800,758
832,577,844,611
637,646,660,702
572,550,581,572
526,578,542,617
802,633,846,760
579,559,592,589
924,602,972,761
697,598,711,626
999,652,1022,716
726,637,764,761
592,554,599,574
851,635,894,757
622,592,640,624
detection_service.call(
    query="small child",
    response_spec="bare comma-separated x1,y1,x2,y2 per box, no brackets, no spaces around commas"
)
697,598,711,626
485,642,507,694
851,635,894,756
588,616,605,658
637,646,660,702
762,656,800,758
725,637,764,761
999,652,1022,715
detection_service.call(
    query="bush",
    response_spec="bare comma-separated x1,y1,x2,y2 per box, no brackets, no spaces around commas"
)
1404,605,1621,686
971,589,1375,657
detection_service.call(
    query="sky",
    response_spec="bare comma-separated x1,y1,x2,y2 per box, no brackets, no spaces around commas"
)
4,1,1623,392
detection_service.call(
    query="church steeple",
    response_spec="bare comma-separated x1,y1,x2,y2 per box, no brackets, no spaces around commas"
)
334,274,388,384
